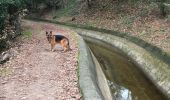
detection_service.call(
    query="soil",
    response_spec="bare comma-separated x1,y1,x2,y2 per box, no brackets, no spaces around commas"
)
0,20,82,100
54,1,170,53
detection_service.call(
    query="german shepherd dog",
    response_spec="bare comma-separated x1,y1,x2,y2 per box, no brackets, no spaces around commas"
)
46,31,70,52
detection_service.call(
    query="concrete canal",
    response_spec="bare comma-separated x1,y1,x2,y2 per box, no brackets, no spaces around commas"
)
86,40,168,100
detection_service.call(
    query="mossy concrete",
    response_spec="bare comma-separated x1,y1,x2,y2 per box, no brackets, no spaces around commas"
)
76,29,170,99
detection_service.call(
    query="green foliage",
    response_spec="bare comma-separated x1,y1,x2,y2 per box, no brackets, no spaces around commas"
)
0,0,26,51
0,39,8,49
0,0,25,32
24,0,68,11
53,0,77,19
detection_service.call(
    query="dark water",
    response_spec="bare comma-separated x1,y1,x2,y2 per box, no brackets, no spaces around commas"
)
87,40,168,100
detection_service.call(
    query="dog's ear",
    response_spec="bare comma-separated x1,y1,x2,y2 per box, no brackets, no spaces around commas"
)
46,31,48,35
50,31,52,35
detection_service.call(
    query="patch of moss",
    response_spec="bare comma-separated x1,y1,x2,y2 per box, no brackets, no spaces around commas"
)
22,30,32,39
0,67,11,77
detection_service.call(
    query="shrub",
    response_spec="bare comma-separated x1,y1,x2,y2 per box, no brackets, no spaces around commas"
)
0,0,25,50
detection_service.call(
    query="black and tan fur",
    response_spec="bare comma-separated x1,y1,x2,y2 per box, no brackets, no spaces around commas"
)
46,31,70,52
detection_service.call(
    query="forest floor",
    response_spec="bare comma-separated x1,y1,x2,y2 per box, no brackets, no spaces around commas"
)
0,20,81,100
50,1,170,54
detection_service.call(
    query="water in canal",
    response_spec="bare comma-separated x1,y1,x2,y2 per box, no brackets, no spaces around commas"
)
87,40,168,100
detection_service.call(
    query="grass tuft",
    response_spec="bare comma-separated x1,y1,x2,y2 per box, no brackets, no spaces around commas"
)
22,30,32,39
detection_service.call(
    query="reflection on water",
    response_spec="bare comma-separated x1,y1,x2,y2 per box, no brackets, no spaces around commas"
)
108,80,132,100
87,40,168,100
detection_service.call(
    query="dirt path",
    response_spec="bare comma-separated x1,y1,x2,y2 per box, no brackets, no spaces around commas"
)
0,20,81,100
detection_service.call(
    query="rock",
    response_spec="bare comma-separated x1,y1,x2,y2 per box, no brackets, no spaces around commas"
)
0,47,19,64
0,51,11,64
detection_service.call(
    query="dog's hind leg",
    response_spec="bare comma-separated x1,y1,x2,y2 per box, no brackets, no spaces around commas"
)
61,39,68,52
63,47,67,52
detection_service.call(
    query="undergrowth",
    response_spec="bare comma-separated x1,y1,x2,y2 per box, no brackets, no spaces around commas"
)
53,0,77,19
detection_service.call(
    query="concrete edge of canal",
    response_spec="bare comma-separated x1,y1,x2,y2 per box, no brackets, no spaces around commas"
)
77,33,113,100
76,29,170,99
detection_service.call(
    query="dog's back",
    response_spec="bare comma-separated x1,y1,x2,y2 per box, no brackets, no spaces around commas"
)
54,35,66,42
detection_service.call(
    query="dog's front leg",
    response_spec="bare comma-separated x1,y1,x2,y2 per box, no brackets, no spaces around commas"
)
51,44,54,52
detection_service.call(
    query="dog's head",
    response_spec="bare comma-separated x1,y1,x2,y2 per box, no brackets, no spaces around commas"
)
46,31,53,43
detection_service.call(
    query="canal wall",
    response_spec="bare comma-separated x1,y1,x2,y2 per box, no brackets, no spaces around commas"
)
77,34,113,100
76,29,170,99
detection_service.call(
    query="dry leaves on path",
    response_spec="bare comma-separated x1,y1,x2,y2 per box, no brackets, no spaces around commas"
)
0,20,82,100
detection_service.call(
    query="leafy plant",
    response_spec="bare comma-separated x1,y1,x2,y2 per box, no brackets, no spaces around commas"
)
0,0,26,50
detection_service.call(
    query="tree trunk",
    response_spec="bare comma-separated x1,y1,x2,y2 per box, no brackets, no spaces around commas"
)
87,0,91,8
160,0,166,17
